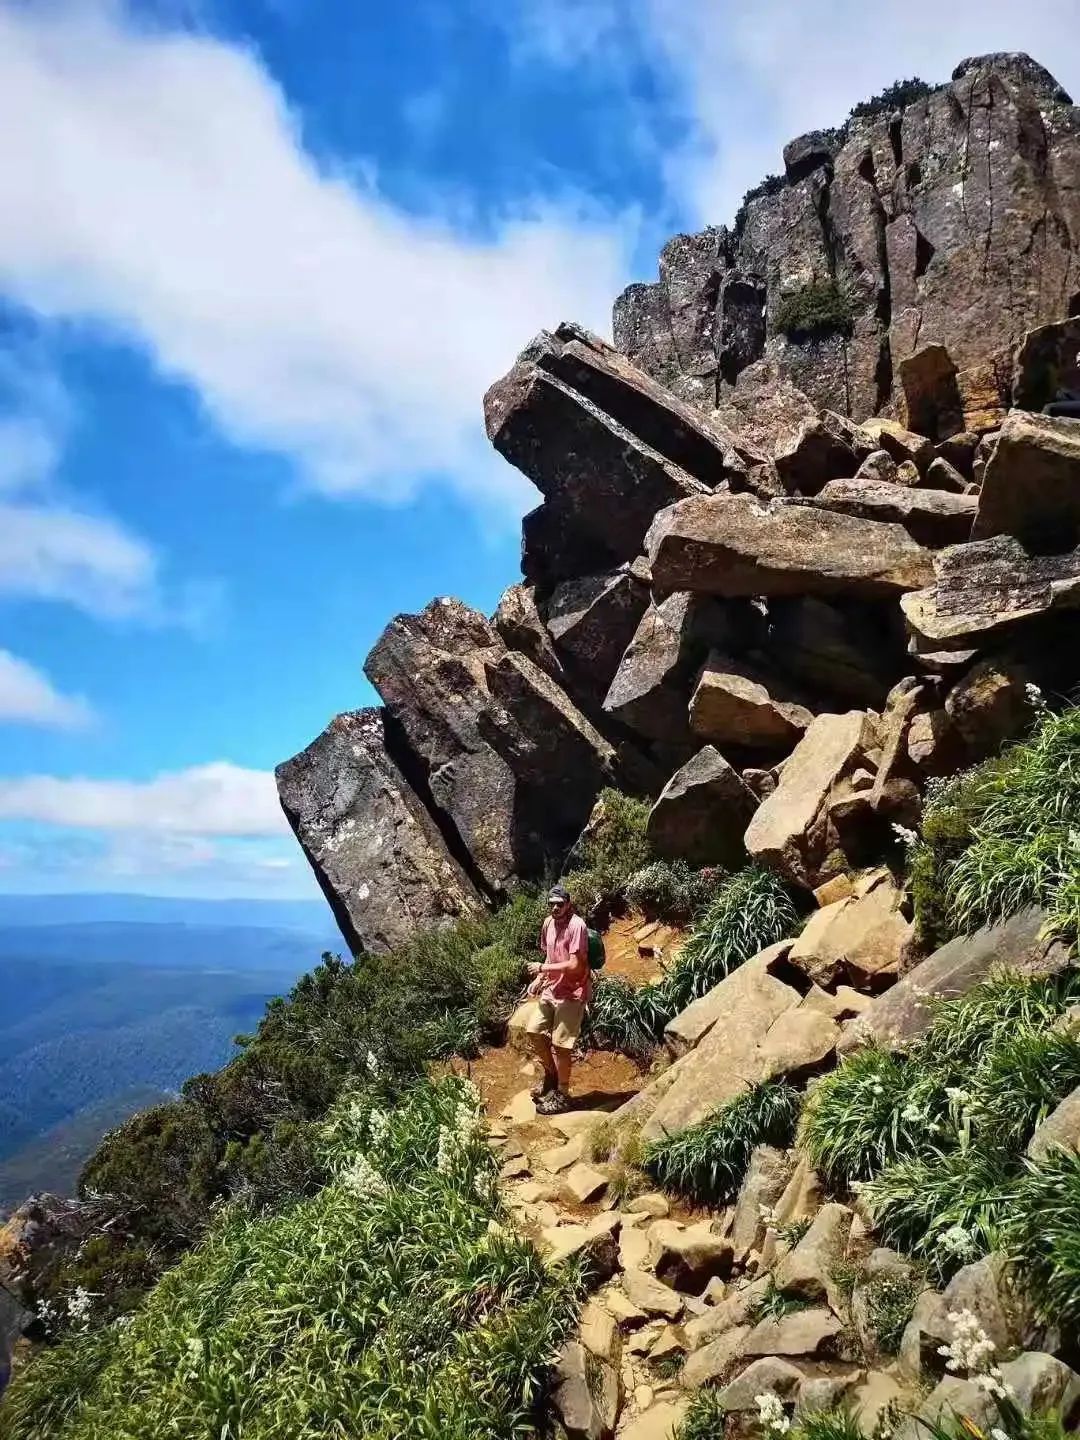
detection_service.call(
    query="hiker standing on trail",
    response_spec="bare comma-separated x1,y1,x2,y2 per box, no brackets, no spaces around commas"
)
525,884,591,1116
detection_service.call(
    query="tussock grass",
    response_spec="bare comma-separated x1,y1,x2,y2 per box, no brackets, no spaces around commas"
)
911,703,1080,950
645,1081,801,1205
583,866,798,1059
1007,1147,1080,1327
2,1077,581,1440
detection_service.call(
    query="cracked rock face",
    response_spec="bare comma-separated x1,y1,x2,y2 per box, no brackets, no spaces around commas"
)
364,597,617,893
614,54,1080,434
275,709,484,954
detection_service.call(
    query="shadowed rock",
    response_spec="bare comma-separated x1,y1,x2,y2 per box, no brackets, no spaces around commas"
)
365,598,616,892
971,410,1080,546
646,745,758,868
812,478,977,546
690,654,813,751
275,710,484,954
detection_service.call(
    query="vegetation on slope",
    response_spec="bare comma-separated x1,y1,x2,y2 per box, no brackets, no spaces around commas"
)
4,1076,580,1440
584,866,799,1057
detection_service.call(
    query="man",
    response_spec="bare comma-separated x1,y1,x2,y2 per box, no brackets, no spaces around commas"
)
524,884,590,1115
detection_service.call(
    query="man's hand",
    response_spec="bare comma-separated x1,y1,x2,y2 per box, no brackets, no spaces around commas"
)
526,962,541,977
526,975,544,997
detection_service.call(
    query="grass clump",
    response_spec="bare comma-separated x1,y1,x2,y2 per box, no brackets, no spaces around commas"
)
910,702,1080,950
1007,1146,1080,1327
675,1385,727,1440
801,967,1080,1282
854,1266,926,1354
775,279,855,341
749,1278,810,1323
2,1076,582,1440
645,1081,801,1205
583,865,797,1060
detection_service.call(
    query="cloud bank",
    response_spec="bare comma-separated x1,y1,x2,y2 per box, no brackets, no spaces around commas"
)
0,649,94,729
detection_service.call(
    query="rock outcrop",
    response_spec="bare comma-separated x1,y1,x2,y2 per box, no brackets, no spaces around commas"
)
614,55,1080,433
279,48,1080,953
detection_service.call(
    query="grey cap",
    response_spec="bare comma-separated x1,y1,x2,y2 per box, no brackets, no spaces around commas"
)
547,884,571,902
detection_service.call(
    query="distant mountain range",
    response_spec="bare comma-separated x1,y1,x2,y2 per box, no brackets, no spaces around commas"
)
0,894,344,1212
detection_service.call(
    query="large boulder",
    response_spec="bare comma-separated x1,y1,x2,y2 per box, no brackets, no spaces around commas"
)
898,345,964,441
365,598,616,892
811,479,977,547
774,410,876,494
839,908,1072,1053
275,709,484,954
971,409,1080,546
901,534,1080,652
689,654,813,752
493,582,563,679
646,493,934,600
544,562,651,708
787,871,914,989
744,711,880,889
602,591,762,751
664,940,794,1058
1012,317,1080,412
646,746,758,868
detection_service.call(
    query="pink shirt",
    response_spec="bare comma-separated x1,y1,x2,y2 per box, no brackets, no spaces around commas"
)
539,913,591,1003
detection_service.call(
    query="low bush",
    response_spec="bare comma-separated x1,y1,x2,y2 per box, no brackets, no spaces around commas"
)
645,1081,801,1205
775,279,855,341
624,859,719,925
563,787,653,921
2,1077,582,1440
848,77,932,121
854,1266,925,1354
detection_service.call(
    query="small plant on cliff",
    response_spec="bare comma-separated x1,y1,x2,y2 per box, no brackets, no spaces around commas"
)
848,77,932,121
645,1080,801,1205
775,278,855,341
563,787,653,922
624,858,718,924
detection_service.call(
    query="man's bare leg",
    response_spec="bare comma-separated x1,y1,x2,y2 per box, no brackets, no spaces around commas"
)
528,1033,558,1094
553,1044,572,1095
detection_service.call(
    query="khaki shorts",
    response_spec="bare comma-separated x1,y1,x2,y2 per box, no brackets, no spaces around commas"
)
525,997,585,1051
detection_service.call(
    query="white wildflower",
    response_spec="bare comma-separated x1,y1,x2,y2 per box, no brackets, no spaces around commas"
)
939,1225,978,1261
759,1204,779,1226
871,1082,884,1096
365,1049,380,1077
755,1392,791,1435
891,823,919,849
937,1308,995,1374
1024,682,1044,708
341,1153,387,1200
991,1428,1010,1440
65,1286,95,1327
900,1101,925,1124
368,1109,389,1146
944,1087,970,1104
975,1367,1016,1401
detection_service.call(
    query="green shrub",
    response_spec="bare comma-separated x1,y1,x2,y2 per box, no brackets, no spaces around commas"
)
848,77,932,121
663,866,799,1015
854,1266,925,1354
581,976,665,1061
775,279,855,341
624,859,719,924
909,704,1080,951
1008,1147,1080,1326
563,788,653,919
2,1077,582,1440
799,1046,927,1186
646,1081,801,1205
792,1411,864,1440
749,1278,810,1323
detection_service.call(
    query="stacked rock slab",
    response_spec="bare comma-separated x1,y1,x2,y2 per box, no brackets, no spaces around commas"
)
275,709,483,954
614,54,1080,431
364,597,618,895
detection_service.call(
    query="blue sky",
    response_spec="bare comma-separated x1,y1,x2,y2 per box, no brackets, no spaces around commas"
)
0,0,1077,899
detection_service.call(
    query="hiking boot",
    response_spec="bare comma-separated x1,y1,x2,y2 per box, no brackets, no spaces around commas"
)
530,1072,557,1101
537,1088,570,1116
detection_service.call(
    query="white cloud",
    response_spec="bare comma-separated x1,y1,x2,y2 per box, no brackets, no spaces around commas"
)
0,649,95,728
0,2,632,509
0,761,286,835
0,347,185,620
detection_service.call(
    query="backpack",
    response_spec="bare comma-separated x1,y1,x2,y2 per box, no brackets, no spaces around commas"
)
586,928,606,971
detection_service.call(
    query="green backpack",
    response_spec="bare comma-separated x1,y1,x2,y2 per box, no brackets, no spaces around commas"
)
586,928,606,970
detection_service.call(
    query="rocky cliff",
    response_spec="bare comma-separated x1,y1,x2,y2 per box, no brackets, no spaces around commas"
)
277,53,1080,953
